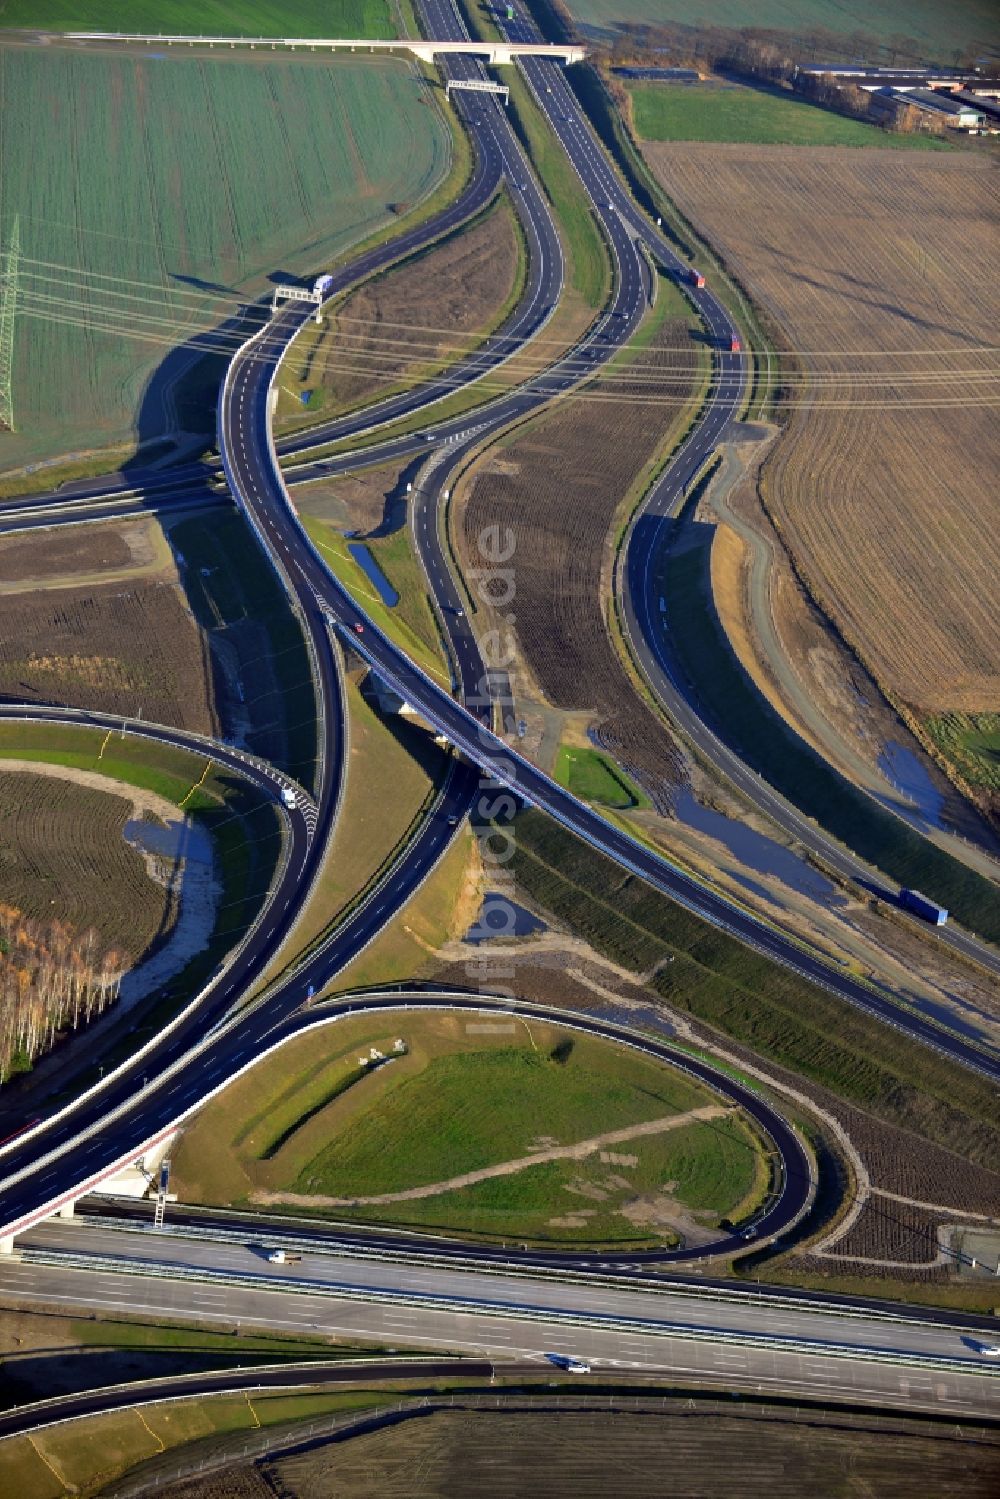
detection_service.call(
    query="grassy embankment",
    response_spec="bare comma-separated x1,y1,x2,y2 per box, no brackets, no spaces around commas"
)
0,720,280,1088
300,513,450,685
629,81,948,150
554,745,649,810
0,1388,391,1499
249,673,452,993
925,711,1000,800
328,811,477,993
507,808,1000,1170
172,1009,769,1245
658,508,1000,944
759,1268,1000,1318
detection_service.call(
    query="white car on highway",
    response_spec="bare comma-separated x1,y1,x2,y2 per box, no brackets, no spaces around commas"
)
545,1353,591,1373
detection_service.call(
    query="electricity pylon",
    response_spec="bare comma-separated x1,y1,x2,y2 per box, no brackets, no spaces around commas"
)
0,216,19,433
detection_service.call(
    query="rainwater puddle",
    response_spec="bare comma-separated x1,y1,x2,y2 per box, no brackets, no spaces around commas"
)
673,789,843,905
464,894,546,945
877,741,946,829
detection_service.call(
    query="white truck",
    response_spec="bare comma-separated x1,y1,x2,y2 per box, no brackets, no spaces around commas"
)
280,787,297,810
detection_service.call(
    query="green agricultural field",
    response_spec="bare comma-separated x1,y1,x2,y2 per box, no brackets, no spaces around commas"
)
0,2,395,36
566,0,999,64
630,82,943,149
0,46,447,471
172,1010,767,1246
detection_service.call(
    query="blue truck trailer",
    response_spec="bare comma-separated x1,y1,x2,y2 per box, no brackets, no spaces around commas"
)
899,888,948,925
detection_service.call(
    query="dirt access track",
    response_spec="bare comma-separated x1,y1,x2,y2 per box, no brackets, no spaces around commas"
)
254,1103,730,1208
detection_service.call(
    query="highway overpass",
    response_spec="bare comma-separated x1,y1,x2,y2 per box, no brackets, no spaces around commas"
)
65,32,587,66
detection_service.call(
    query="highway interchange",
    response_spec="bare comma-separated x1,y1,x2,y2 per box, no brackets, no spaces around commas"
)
0,0,997,1430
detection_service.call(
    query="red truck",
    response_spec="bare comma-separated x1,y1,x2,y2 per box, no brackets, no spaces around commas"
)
729,334,742,353
690,269,706,288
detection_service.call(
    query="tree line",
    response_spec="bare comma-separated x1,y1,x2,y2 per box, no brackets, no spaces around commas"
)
0,905,125,1083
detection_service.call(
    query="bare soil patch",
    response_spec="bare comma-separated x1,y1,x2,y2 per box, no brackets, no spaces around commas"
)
458,315,700,803
252,1405,1000,1499
293,461,410,536
0,579,214,734
643,143,1000,723
825,1196,945,1266
0,515,167,592
617,1188,719,1245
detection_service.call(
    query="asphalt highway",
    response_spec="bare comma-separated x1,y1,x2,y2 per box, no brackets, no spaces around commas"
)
1,0,995,1328
6,1221,998,1420
0,703,322,1118
0,0,565,1255
0,1358,496,1441
0,772,481,1240
209,0,999,1128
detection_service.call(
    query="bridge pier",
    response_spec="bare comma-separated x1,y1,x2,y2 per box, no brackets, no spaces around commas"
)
58,1199,76,1220
0,1234,15,1256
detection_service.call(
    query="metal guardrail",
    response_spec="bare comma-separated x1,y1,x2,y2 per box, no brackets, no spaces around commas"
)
62,1205,1000,1336
21,1247,997,1379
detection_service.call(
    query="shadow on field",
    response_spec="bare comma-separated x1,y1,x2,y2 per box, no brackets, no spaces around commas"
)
364,459,426,539
171,272,237,296
124,298,268,477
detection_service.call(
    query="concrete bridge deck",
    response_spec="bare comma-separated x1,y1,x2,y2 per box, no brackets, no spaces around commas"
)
65,33,587,66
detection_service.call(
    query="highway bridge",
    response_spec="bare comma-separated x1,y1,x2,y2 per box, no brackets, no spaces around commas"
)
64,31,587,66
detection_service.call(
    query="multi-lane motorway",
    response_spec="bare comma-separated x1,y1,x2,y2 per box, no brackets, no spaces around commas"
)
0,0,998,1428
215,62,1000,1091
6,1219,999,1421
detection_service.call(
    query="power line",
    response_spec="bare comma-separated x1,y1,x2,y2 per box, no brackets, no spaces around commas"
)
14,297,999,407
18,255,1000,364
0,216,18,434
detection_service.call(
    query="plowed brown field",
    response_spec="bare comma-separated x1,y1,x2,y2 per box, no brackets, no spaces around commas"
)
0,580,214,734
0,770,169,960
642,142,1000,717
458,312,701,803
